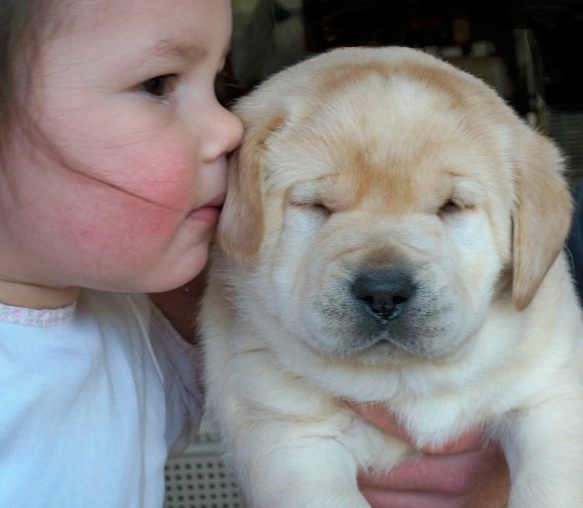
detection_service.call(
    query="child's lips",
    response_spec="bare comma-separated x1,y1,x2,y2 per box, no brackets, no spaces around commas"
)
187,194,225,224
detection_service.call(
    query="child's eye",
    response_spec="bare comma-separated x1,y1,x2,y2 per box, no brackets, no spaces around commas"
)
138,74,177,98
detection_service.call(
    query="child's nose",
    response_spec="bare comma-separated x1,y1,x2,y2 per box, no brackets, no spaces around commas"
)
201,104,243,162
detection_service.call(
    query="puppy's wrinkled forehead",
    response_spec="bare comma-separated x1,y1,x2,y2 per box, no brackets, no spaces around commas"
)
265,60,511,215
317,60,471,108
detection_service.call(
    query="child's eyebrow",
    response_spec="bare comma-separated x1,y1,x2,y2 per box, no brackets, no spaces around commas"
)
144,38,208,62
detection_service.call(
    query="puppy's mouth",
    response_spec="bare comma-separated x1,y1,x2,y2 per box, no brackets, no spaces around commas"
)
339,329,429,359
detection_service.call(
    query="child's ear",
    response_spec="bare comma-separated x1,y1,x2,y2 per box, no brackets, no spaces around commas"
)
512,129,573,310
218,114,284,263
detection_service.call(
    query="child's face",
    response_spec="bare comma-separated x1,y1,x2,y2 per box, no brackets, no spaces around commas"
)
0,0,243,301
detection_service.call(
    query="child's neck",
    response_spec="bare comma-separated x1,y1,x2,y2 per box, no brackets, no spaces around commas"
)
0,280,79,309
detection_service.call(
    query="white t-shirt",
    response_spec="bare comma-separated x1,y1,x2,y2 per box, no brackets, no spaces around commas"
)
0,289,203,508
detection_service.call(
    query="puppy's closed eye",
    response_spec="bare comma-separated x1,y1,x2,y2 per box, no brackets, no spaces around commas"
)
437,177,482,219
287,184,333,218
291,201,331,216
438,198,466,217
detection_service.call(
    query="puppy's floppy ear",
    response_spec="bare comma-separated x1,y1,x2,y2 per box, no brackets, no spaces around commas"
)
512,129,573,310
218,114,284,263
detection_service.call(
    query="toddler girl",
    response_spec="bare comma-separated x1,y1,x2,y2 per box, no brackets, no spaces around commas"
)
0,0,241,506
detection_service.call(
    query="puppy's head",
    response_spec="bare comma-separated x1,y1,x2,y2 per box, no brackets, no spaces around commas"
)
218,47,572,362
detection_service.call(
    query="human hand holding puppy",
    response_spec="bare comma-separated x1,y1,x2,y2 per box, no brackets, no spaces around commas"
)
352,403,510,508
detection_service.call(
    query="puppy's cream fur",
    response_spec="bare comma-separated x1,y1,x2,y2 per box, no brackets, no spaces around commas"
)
201,46,583,508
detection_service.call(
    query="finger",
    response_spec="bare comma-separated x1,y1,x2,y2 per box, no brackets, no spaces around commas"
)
358,444,503,495
361,488,472,508
359,453,480,494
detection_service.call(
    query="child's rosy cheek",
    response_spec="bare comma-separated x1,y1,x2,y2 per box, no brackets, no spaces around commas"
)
121,147,196,208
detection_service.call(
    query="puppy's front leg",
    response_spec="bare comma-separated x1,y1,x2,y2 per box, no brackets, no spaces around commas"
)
229,416,396,508
498,391,583,508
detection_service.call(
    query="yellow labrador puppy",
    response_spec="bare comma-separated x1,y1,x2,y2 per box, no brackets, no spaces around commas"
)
201,46,583,508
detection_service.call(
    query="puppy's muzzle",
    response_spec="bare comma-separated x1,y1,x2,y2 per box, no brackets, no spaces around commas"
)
353,268,416,325
314,265,456,358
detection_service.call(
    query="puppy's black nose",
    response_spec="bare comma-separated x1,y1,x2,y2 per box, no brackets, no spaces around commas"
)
352,268,415,324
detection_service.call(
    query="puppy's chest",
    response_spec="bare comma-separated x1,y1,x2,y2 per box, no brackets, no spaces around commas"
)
386,391,488,447
226,306,525,448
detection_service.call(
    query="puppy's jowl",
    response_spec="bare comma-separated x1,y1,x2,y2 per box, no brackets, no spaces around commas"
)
201,46,583,508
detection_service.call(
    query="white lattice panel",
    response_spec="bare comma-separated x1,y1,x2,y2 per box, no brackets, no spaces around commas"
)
164,417,242,508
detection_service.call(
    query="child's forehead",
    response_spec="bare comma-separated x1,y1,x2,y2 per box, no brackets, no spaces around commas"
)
53,0,231,39
45,0,232,62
